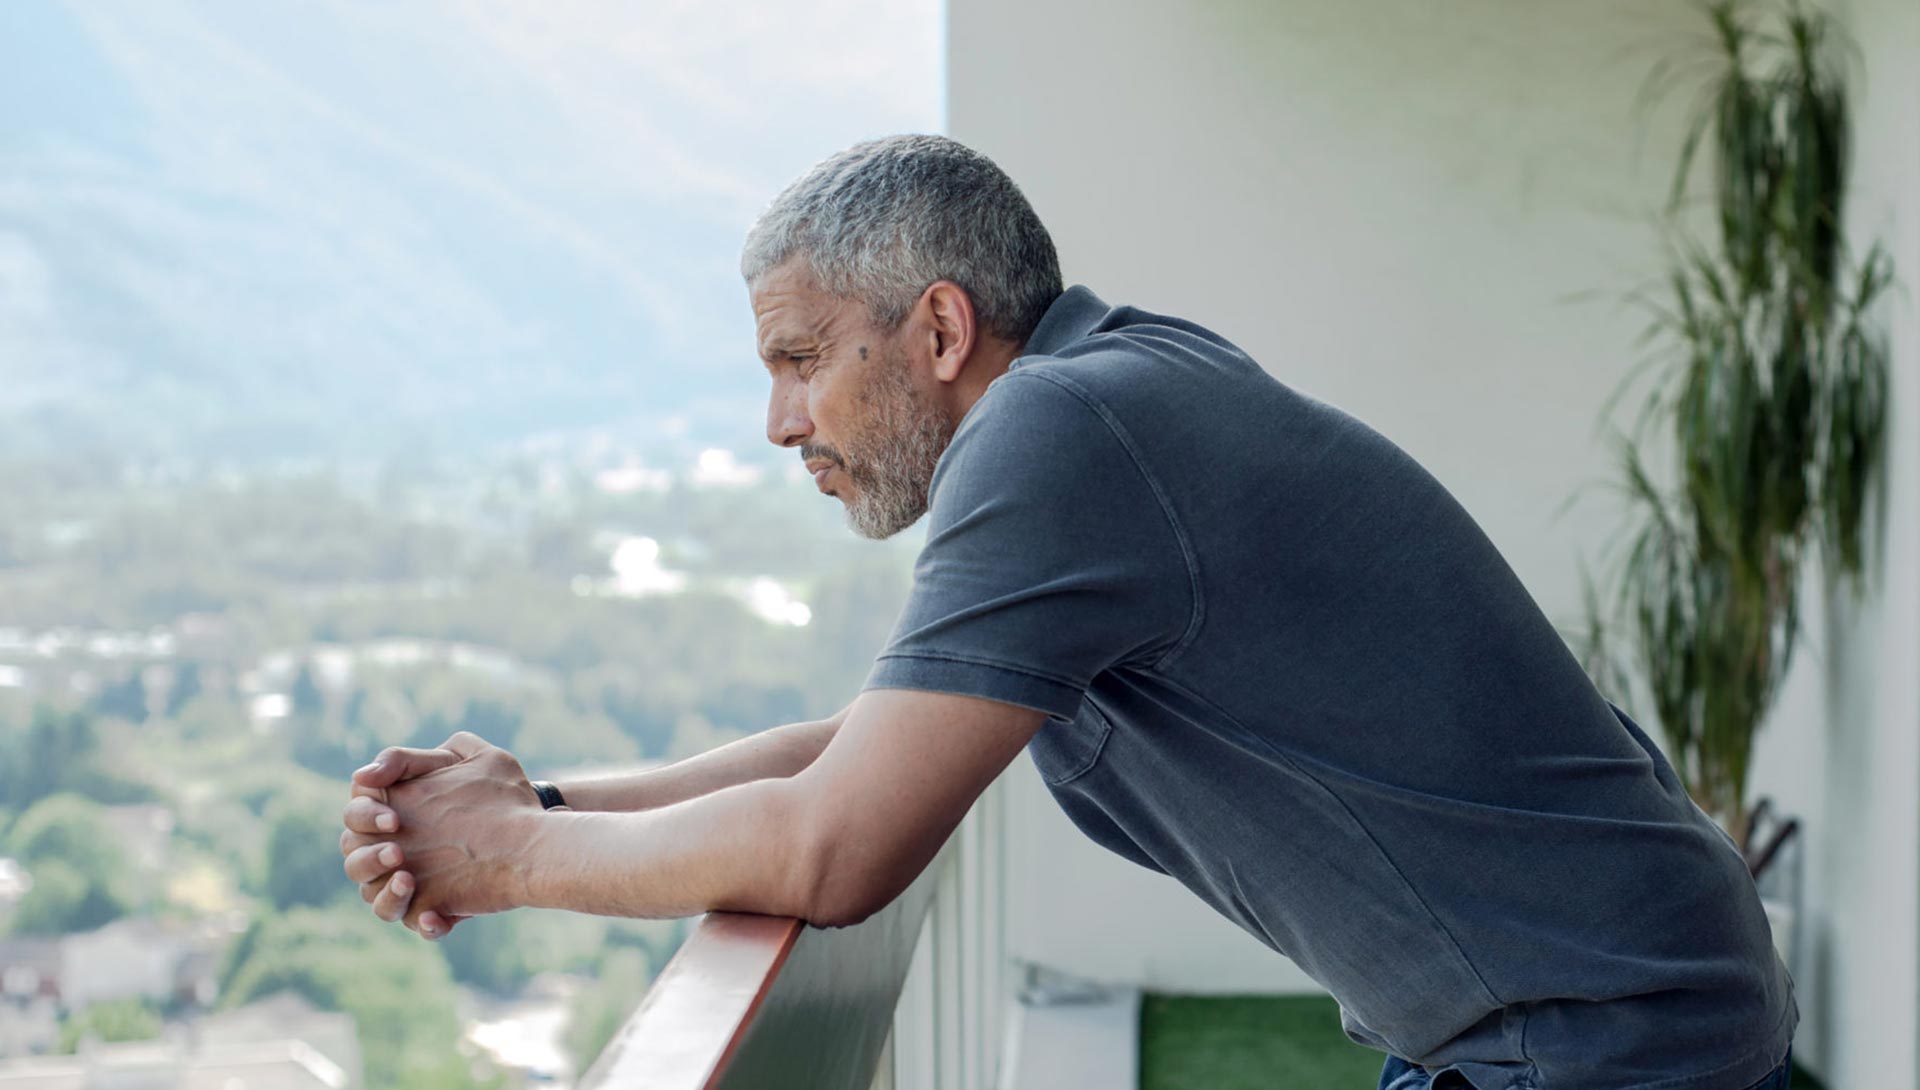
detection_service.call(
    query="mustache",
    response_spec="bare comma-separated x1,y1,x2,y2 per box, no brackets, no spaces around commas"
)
800,442,848,470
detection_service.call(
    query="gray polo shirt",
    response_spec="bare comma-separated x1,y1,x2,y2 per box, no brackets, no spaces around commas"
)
864,285,1797,1090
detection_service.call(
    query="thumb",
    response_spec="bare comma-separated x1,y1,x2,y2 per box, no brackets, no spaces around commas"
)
353,746,462,789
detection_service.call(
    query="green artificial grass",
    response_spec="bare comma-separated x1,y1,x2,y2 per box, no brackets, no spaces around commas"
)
1138,994,1829,1090
1789,1062,1829,1089
1139,994,1383,1089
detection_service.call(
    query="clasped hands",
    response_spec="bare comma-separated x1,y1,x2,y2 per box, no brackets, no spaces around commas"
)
338,730,560,939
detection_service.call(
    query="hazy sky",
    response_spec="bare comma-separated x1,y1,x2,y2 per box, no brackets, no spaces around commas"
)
0,0,943,460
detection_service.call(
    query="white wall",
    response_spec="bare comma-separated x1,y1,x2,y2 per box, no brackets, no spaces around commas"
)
949,0,1918,1081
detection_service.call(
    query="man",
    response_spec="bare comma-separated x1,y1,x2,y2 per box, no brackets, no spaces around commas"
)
339,134,1797,1090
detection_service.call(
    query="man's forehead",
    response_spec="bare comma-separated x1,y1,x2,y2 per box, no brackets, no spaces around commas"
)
752,266,852,352
754,308,830,354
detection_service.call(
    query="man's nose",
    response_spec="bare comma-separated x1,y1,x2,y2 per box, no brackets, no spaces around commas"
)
766,381,812,448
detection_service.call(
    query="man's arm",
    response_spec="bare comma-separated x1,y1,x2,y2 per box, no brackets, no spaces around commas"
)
551,705,849,812
341,705,850,932
349,705,849,825
347,688,1044,929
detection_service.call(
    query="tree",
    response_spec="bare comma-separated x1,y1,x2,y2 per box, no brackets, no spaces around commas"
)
4,706,100,808
165,662,204,718
221,906,497,1090
507,694,636,769
343,688,368,728
11,860,128,935
290,662,326,718
263,801,350,911
5,792,123,875
1,705,153,807
58,999,161,1052
94,671,150,723
174,691,250,744
10,793,85,855
3,793,134,933
721,682,807,733
436,913,532,996
565,947,651,1075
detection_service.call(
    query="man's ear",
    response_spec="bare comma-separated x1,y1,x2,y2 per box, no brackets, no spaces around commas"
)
919,280,977,384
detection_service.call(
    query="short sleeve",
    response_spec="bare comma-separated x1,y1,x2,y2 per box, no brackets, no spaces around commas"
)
863,370,1195,721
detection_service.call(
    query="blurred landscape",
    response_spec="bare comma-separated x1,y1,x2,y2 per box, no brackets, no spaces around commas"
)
0,441,916,1089
0,2,938,1088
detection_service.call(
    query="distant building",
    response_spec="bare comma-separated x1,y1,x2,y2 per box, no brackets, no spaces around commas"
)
57,919,220,1011
0,937,61,1059
0,1038,351,1090
0,998,57,1061
194,992,362,1090
0,990,363,1090
0,938,62,1005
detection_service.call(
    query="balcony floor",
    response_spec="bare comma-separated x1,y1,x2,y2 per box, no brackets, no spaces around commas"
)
1137,995,1828,1089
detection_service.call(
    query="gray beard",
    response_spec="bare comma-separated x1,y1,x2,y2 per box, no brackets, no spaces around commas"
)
840,357,955,540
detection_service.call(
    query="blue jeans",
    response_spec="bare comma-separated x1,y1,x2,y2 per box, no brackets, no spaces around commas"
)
1376,1043,1794,1090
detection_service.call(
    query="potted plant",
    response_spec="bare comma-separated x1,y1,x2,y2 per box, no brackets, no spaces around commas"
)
1563,0,1894,950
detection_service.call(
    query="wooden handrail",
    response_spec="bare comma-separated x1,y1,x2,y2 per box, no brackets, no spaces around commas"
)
579,844,949,1090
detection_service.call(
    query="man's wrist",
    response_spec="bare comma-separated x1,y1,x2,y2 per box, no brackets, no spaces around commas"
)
512,806,600,913
500,805,558,911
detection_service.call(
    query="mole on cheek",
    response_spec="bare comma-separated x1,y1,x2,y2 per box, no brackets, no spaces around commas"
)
858,345,868,360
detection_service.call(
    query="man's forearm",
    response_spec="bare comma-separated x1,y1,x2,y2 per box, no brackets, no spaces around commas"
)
385,689,1027,933
505,688,1032,928
513,774,824,922
551,706,848,813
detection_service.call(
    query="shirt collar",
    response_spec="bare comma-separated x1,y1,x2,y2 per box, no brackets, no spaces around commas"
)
1017,284,1110,360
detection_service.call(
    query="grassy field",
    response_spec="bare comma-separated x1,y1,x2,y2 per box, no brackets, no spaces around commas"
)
1138,995,1826,1090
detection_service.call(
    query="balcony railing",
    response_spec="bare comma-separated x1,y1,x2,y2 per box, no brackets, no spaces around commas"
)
579,779,1009,1090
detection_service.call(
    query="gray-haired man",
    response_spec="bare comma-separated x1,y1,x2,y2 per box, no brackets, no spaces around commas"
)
341,134,1797,1090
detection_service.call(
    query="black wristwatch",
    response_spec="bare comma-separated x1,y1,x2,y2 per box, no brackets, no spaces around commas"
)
530,780,567,810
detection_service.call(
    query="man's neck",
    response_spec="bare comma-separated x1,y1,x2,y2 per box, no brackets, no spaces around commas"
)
943,336,1023,421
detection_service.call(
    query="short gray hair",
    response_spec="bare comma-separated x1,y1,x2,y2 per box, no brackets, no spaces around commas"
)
740,134,1063,345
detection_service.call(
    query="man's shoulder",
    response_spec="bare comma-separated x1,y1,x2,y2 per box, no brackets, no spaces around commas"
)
1021,302,1266,407
924,365,1164,526
976,362,1109,426
946,366,1133,476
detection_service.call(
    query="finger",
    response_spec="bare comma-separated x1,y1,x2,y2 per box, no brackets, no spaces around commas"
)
342,795,400,836
416,910,465,940
354,746,462,789
372,870,414,922
343,841,403,884
361,879,382,905
439,731,491,760
340,825,383,854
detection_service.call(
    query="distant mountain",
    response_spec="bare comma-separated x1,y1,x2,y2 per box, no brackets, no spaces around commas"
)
0,0,940,463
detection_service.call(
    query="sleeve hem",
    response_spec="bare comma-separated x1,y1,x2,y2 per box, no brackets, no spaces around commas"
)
864,653,1086,722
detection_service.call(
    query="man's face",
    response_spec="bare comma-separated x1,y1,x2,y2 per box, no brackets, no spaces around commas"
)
751,258,956,540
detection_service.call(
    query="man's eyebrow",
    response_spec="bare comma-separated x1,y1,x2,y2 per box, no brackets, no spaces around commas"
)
757,337,819,361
